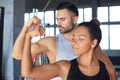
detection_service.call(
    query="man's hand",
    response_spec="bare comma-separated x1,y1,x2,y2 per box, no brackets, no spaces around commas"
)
24,16,41,29
24,16,45,38
27,24,45,38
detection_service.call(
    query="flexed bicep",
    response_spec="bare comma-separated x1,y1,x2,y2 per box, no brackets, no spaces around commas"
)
31,42,47,58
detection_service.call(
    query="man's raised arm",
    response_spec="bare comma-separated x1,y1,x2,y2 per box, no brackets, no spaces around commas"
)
11,16,43,60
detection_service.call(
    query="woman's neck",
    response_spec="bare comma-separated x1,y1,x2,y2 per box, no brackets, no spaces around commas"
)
77,51,98,68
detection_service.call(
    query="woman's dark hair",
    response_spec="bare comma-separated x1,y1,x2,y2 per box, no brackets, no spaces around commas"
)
56,2,79,16
78,19,102,48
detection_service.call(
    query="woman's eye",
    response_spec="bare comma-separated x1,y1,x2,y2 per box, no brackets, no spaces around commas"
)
79,37,84,40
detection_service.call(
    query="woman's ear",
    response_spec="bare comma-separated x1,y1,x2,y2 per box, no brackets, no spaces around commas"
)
92,39,98,48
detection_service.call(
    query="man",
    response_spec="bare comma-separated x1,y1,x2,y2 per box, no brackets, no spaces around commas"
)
12,2,113,80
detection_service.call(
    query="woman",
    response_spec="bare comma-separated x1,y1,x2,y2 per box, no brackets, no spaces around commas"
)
21,19,116,80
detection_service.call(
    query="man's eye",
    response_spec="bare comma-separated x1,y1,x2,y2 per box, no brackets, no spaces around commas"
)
61,18,65,21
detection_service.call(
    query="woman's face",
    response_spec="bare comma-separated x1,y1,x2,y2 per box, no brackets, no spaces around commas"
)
71,26,94,56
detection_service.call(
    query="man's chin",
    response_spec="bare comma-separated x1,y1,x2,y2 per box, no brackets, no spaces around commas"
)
59,30,64,34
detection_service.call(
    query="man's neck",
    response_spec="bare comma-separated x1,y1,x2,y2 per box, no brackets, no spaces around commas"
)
64,25,77,40
62,31,73,41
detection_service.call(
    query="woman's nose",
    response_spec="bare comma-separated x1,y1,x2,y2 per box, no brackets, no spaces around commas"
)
71,38,76,47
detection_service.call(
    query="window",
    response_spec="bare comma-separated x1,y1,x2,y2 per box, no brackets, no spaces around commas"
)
45,27,54,36
110,25,120,50
56,27,59,35
110,6,120,22
78,8,92,23
24,13,30,23
84,8,92,21
78,8,83,23
98,6,120,50
100,25,109,49
98,7,108,22
45,11,54,25
36,12,44,26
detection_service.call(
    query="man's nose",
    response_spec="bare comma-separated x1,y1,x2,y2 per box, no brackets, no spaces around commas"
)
57,20,61,25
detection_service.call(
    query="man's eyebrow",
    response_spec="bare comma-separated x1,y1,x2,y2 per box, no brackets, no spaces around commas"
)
56,17,65,20
60,17,65,19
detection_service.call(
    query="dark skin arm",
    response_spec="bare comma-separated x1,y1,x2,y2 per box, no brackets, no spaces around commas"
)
21,33,70,80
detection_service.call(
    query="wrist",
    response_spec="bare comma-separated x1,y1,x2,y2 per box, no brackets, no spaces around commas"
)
26,33,32,40
21,26,29,36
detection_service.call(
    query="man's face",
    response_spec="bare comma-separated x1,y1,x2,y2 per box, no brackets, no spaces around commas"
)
56,9,77,34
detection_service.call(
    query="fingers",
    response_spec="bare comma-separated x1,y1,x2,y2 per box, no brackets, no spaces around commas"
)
31,16,41,25
23,16,45,38
33,24,45,36
28,25,45,37
24,16,41,29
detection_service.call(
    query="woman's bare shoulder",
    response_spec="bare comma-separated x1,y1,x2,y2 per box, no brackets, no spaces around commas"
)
56,60,71,70
56,60,71,78
105,63,117,80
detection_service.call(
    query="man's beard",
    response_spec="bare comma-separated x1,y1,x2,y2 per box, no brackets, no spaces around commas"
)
58,25,75,34
63,26,74,34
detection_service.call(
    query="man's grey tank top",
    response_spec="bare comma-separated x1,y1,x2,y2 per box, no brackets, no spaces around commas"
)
51,34,77,80
56,34,77,61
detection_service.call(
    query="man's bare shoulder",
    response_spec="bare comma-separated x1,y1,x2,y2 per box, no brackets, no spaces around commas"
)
36,36,57,52
31,36,57,60
37,36,56,45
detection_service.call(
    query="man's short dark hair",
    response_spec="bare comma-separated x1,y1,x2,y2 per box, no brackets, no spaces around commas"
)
56,2,79,16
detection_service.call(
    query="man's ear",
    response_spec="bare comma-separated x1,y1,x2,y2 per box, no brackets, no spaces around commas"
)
73,16,78,24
